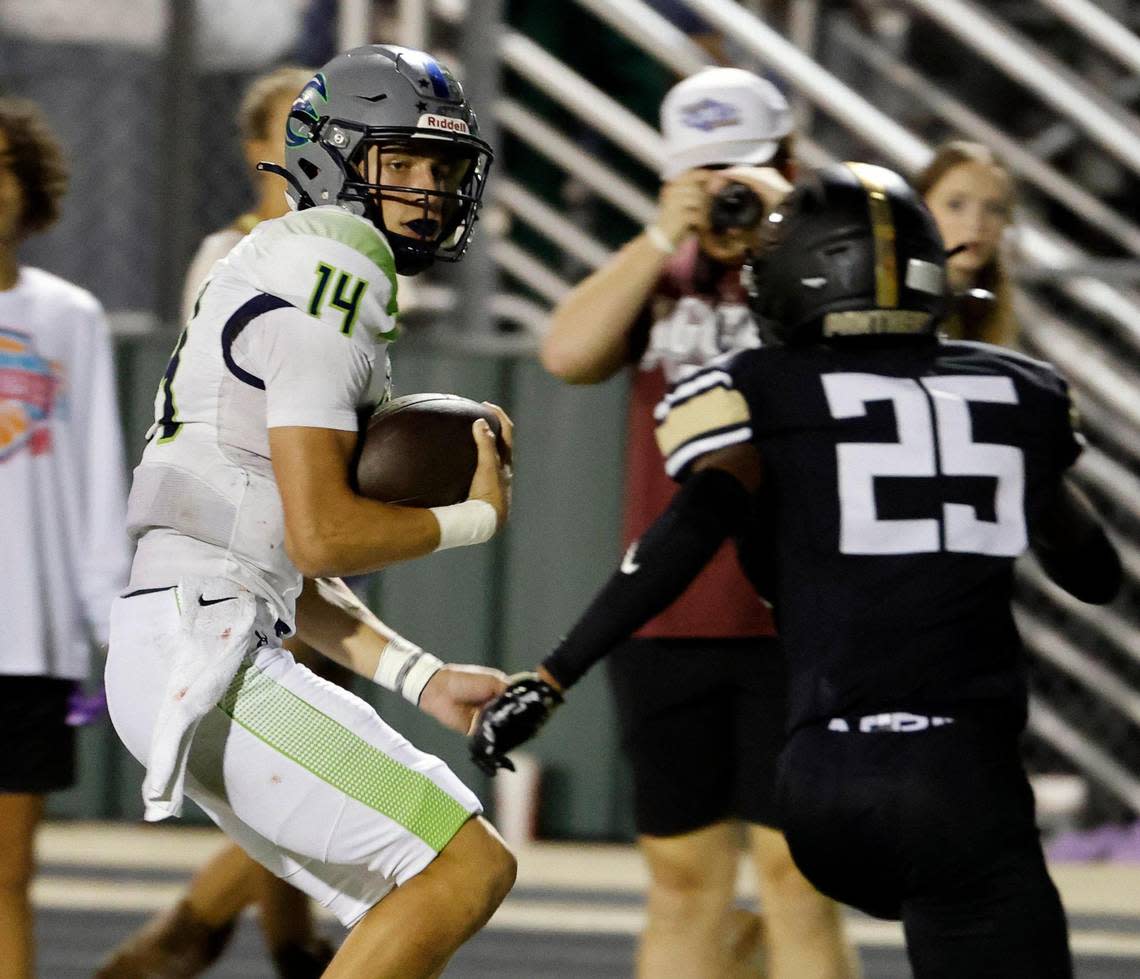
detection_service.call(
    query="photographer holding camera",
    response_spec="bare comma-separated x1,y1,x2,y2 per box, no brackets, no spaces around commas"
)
541,69,856,979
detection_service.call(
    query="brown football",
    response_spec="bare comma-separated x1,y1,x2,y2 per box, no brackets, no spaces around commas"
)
353,394,506,507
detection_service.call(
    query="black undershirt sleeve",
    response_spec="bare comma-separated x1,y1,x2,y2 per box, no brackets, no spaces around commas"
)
541,467,752,690
1031,476,1121,605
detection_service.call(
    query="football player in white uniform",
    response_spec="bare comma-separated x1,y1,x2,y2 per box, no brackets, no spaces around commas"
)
104,46,516,979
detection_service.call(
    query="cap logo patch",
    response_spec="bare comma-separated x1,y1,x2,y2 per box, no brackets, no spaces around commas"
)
680,98,741,132
417,113,469,134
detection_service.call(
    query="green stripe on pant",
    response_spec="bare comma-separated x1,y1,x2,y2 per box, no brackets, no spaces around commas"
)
218,661,469,852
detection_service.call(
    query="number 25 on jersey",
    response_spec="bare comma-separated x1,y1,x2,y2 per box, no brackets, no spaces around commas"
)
823,373,1027,557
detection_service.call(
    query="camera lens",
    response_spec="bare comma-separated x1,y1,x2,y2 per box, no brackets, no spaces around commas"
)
709,182,764,233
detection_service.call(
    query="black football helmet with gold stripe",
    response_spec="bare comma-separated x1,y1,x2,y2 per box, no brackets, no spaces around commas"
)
746,163,948,344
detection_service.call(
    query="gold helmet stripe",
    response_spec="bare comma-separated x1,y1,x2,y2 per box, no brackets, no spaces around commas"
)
846,162,898,309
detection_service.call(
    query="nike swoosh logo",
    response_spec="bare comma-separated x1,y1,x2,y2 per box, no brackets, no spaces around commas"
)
198,596,237,607
620,542,641,575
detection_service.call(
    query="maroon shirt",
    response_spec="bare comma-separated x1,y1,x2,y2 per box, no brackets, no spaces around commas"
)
624,237,776,639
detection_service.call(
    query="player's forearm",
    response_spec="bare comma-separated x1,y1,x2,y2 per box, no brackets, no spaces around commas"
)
294,576,387,678
541,233,670,384
285,493,442,577
294,578,442,701
542,467,750,689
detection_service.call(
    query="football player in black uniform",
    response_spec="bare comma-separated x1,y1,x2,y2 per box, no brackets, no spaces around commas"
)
472,162,1120,979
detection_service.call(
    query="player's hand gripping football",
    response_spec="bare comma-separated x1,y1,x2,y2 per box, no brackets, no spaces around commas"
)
420,665,511,736
469,669,564,776
466,402,514,530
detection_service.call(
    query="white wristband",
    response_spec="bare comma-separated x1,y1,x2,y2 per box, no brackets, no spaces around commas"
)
645,224,676,255
374,634,445,705
430,499,498,551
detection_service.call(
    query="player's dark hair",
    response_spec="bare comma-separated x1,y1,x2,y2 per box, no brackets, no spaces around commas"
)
915,140,1017,347
0,97,69,238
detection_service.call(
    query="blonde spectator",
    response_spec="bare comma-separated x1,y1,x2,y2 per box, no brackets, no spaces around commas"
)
916,140,1018,347
180,66,315,322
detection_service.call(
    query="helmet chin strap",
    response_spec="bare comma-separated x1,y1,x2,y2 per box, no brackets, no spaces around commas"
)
355,192,439,275
255,162,315,209
388,240,435,275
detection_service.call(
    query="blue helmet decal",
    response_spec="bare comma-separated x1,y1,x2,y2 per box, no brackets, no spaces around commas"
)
396,49,451,98
286,72,328,147
422,57,451,98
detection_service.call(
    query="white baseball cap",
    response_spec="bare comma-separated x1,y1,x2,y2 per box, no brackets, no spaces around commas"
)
660,68,793,180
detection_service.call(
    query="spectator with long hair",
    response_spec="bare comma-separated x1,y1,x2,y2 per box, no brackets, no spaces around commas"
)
915,140,1018,347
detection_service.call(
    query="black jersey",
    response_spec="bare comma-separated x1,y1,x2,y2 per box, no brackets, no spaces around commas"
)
655,338,1082,731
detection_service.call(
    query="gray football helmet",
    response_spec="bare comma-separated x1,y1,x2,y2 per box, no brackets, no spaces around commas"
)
274,44,493,275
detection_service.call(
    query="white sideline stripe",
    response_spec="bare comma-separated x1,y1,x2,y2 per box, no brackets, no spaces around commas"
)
29,878,1140,958
653,368,735,420
35,826,1140,915
664,426,752,478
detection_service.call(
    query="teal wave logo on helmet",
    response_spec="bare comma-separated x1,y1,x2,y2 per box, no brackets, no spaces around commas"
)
285,72,328,148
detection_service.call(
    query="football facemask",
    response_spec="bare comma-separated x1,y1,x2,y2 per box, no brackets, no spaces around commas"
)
341,136,491,274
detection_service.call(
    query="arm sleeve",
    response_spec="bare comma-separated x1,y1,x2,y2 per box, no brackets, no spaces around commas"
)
541,468,752,690
247,308,373,431
1031,477,1121,605
1051,376,1084,476
75,309,132,646
1029,368,1118,604
654,358,753,480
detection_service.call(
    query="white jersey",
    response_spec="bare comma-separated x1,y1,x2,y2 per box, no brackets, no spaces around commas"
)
126,205,398,627
0,267,131,678
180,226,244,326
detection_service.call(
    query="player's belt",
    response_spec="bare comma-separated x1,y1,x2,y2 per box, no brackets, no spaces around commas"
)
122,585,290,637
826,712,955,734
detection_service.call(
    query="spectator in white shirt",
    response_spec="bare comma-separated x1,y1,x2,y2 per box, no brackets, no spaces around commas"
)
0,95,131,979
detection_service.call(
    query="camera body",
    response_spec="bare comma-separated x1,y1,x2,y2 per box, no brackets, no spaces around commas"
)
708,182,764,233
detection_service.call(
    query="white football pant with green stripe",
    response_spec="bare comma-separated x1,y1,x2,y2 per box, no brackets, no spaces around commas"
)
106,586,481,926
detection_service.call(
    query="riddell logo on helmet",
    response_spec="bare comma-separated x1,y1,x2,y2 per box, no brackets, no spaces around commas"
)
418,114,469,134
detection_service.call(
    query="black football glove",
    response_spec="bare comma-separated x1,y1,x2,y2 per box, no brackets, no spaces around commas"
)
469,672,563,776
